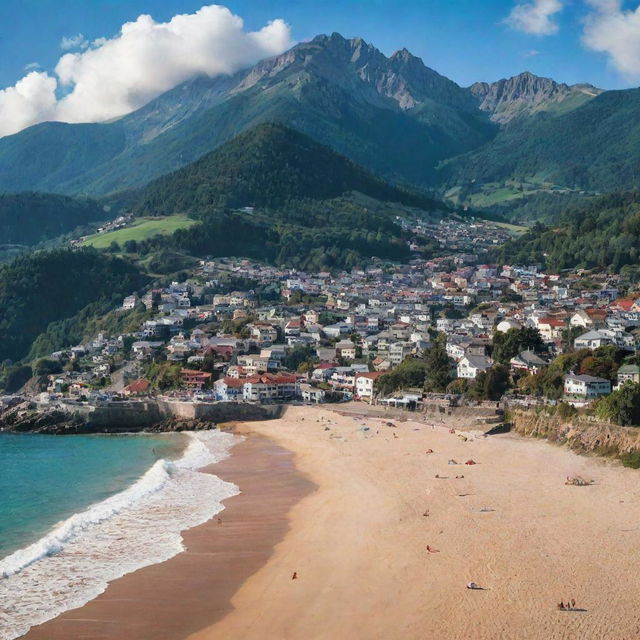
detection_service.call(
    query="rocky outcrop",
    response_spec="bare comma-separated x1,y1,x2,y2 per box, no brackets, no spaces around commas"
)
470,72,602,124
511,409,640,465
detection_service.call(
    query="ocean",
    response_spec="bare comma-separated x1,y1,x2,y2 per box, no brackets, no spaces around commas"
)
0,430,240,640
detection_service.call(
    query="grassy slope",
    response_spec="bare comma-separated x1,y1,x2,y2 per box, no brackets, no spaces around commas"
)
81,215,198,248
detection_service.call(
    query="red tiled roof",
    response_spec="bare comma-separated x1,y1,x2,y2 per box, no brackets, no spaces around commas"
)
123,379,150,394
356,372,385,380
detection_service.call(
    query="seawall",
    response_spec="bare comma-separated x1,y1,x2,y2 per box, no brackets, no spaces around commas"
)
1,399,283,434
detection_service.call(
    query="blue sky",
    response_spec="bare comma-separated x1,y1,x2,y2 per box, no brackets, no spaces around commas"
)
0,0,633,90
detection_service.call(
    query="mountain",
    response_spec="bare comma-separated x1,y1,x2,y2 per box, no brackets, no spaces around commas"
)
470,72,601,124
0,192,105,246
441,88,640,194
0,33,495,196
133,123,448,272
134,122,443,213
495,191,640,274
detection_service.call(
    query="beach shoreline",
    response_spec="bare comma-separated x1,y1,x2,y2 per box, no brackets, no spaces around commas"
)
16,404,640,640
21,430,313,640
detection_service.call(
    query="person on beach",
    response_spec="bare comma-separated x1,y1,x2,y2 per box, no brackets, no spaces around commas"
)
571,598,576,609
292,572,298,580
558,602,565,610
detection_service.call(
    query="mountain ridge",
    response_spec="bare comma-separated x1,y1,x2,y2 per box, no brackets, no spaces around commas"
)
470,71,602,124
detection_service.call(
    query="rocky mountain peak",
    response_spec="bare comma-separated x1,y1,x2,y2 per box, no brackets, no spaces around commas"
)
470,71,602,124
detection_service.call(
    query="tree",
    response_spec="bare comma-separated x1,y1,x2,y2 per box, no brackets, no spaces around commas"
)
492,327,545,365
123,239,138,253
33,358,62,376
596,382,640,426
472,364,510,401
283,345,318,372
0,364,33,392
108,241,121,253
376,358,428,396
424,343,451,392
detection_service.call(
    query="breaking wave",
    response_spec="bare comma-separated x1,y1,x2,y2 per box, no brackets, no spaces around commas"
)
0,430,240,640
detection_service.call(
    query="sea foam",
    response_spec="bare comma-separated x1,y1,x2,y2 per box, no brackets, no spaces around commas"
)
0,430,240,640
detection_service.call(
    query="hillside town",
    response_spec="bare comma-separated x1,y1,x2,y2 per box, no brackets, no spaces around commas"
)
11,226,640,417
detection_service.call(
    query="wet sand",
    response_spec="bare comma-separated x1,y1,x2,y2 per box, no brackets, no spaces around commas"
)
22,433,314,640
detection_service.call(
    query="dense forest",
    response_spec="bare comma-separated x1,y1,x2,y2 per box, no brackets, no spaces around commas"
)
134,122,444,214
0,192,105,245
495,191,640,275
0,249,147,362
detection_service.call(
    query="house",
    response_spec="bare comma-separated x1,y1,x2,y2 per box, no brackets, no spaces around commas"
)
573,330,614,350
371,356,392,371
122,295,139,311
564,374,611,399
299,383,326,403
122,378,150,397
355,372,384,400
536,317,566,341
180,369,212,390
336,340,357,361
509,350,548,374
242,374,298,402
457,355,493,379
615,364,640,388
570,309,607,330
250,323,278,347
389,341,411,366
213,377,244,401
285,318,302,336
496,319,521,333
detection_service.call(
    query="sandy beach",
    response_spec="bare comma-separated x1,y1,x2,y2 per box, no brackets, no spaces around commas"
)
193,406,640,640
20,405,640,640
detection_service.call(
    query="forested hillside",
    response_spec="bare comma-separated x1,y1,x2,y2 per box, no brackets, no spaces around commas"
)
495,191,640,275
0,249,147,362
134,123,442,213
0,193,105,245
441,89,640,193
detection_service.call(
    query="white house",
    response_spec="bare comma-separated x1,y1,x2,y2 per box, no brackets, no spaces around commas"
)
122,295,139,311
355,372,384,399
564,374,611,399
573,330,614,350
496,319,521,333
299,383,326,403
615,364,640,389
457,355,493,379
213,377,244,401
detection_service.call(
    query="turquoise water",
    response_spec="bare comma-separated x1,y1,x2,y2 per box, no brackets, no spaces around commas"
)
0,432,184,559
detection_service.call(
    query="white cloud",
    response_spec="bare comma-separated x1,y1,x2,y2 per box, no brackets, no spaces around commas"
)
24,62,41,71
582,0,640,78
505,0,564,35
0,72,58,137
0,5,293,137
60,33,89,51
524,49,541,57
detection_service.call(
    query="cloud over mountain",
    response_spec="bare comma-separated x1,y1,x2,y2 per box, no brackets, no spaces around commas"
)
0,4,293,137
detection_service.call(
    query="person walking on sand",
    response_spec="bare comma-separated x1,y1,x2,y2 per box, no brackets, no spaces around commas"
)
558,602,565,610
292,572,298,580
571,598,575,609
